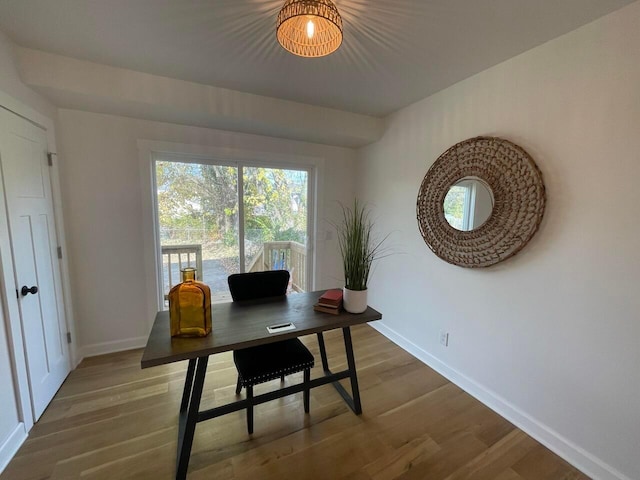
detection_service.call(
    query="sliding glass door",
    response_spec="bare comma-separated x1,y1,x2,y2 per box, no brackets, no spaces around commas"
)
154,157,310,306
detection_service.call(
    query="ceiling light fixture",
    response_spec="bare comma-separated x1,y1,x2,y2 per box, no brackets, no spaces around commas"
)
276,0,343,58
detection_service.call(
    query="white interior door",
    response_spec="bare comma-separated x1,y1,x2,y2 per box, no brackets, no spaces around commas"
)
0,108,70,421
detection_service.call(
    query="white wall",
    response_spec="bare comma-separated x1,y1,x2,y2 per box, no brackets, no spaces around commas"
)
56,109,355,356
0,30,56,120
357,3,640,480
16,47,383,148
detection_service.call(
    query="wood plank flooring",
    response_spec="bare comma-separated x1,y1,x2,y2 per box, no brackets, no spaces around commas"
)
1,324,589,479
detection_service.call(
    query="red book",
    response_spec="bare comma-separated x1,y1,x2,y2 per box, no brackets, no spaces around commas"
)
317,289,343,308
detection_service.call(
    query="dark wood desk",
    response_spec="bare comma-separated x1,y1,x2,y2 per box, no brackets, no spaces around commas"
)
141,290,382,480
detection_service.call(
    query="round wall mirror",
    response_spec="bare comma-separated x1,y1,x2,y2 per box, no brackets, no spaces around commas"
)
416,136,546,268
443,177,494,231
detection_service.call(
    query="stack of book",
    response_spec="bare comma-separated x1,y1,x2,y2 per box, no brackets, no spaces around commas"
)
313,289,343,315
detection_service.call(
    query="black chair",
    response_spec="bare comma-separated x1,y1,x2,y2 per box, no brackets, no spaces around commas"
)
228,270,314,434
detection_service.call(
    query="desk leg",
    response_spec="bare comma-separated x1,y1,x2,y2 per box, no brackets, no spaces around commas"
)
176,356,208,480
180,359,196,413
316,328,363,415
316,332,330,371
343,327,362,414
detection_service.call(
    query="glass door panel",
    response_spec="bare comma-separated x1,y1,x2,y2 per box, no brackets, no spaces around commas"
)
156,161,239,305
243,167,308,292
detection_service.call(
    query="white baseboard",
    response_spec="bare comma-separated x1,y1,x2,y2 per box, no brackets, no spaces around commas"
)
0,423,27,475
80,336,148,359
370,321,632,480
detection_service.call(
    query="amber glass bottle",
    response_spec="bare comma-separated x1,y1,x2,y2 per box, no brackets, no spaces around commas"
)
168,267,212,337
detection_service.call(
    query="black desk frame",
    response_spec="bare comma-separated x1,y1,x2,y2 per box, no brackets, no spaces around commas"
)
176,327,362,480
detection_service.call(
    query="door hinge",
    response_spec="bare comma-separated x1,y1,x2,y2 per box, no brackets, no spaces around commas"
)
47,152,56,166
57,246,63,259
66,332,72,344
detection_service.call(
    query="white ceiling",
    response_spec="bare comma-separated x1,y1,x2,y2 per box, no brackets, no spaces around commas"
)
0,0,634,117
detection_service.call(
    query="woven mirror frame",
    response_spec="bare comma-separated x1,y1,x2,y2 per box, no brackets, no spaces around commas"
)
416,136,546,268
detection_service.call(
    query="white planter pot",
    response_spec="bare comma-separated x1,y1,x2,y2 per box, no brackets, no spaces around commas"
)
343,288,368,314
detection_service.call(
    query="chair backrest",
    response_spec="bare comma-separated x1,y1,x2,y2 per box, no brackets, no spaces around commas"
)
228,270,290,302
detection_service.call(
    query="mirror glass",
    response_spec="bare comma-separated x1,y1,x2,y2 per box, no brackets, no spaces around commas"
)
443,177,494,231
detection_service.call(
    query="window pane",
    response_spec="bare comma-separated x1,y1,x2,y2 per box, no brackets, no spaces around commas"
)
156,161,239,305
243,167,308,292
444,185,467,230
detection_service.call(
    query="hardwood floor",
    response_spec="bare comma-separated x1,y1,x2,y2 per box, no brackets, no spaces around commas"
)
1,325,589,479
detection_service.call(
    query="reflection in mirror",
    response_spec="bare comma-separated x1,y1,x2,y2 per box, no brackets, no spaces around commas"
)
443,177,494,231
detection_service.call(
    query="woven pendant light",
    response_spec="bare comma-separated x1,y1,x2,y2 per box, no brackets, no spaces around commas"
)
277,0,343,58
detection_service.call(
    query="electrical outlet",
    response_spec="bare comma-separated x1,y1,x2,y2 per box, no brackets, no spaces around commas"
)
439,331,449,347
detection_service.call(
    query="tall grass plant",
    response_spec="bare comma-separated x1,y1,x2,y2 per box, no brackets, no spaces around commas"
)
336,200,389,291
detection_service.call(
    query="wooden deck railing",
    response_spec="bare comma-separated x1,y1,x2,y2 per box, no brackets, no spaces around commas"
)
247,241,307,292
161,244,203,300
162,241,307,301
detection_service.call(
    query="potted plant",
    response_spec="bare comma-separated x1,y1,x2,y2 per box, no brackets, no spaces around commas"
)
336,200,389,313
